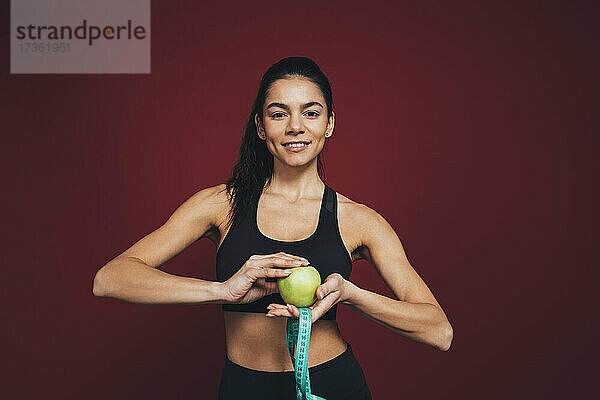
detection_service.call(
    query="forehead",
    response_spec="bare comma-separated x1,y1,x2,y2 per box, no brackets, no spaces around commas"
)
266,77,324,103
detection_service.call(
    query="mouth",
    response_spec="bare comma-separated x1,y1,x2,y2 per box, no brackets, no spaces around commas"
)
281,141,311,149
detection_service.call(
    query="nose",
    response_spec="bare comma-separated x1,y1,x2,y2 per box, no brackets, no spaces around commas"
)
287,112,305,134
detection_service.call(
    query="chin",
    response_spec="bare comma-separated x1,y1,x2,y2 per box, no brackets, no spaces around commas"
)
276,155,313,166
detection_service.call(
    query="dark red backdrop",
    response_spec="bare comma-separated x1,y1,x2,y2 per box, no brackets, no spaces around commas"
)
2,1,598,399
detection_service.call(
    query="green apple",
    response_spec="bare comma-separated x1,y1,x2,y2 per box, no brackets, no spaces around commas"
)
277,265,322,307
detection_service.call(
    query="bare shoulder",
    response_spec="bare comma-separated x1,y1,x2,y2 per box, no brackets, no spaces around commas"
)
336,191,385,234
334,191,380,261
183,183,231,229
335,190,395,261
335,191,365,217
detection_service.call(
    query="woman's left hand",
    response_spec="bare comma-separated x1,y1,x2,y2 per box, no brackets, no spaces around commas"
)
266,273,355,323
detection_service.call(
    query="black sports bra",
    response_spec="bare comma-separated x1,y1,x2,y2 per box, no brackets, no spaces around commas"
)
215,183,353,320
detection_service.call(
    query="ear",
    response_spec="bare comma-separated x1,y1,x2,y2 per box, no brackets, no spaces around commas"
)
255,114,265,139
326,111,335,137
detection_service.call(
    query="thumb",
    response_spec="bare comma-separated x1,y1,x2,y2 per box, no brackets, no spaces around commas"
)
316,283,330,300
264,281,278,295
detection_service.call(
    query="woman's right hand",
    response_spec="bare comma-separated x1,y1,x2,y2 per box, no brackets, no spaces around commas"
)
223,252,310,304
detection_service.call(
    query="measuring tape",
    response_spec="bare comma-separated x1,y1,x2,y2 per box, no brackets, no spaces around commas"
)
286,308,327,400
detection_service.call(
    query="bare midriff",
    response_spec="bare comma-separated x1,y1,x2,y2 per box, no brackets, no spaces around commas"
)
224,311,348,372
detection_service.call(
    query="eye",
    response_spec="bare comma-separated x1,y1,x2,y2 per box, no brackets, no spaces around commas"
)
305,111,320,118
271,112,286,119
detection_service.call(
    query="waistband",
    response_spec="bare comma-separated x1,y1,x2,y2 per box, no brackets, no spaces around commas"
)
224,341,353,376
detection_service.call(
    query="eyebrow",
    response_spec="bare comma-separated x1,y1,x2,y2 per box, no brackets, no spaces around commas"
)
266,101,324,111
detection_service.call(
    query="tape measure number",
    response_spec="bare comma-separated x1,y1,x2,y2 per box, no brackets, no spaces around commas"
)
286,307,326,400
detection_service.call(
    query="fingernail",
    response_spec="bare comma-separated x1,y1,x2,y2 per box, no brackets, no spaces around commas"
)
284,269,292,274
302,258,309,262
287,304,293,311
293,260,302,265
266,305,274,310
266,313,274,317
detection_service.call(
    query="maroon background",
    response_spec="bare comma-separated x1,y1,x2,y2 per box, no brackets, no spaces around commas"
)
1,1,598,399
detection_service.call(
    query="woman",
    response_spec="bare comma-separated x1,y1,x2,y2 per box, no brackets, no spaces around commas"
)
93,56,453,399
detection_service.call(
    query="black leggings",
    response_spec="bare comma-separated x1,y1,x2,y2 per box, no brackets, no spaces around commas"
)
218,341,371,400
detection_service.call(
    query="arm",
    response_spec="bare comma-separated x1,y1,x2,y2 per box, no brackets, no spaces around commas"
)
92,184,230,305
93,256,227,304
343,205,453,351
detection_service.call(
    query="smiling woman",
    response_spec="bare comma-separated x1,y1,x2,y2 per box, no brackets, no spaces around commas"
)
93,56,452,400
212,57,372,399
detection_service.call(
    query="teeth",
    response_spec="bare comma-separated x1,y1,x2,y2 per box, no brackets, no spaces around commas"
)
284,143,308,148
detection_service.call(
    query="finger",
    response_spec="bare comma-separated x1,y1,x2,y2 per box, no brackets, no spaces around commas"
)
248,256,301,268
250,267,294,279
249,254,274,259
266,308,294,318
286,304,300,318
259,281,278,295
267,303,288,310
308,294,337,323
316,275,342,299
316,282,334,300
248,254,310,269
262,257,309,268
269,253,310,265
252,253,309,263
276,255,310,267
280,252,310,263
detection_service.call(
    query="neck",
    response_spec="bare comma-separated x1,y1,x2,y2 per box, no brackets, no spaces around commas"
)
265,158,323,202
